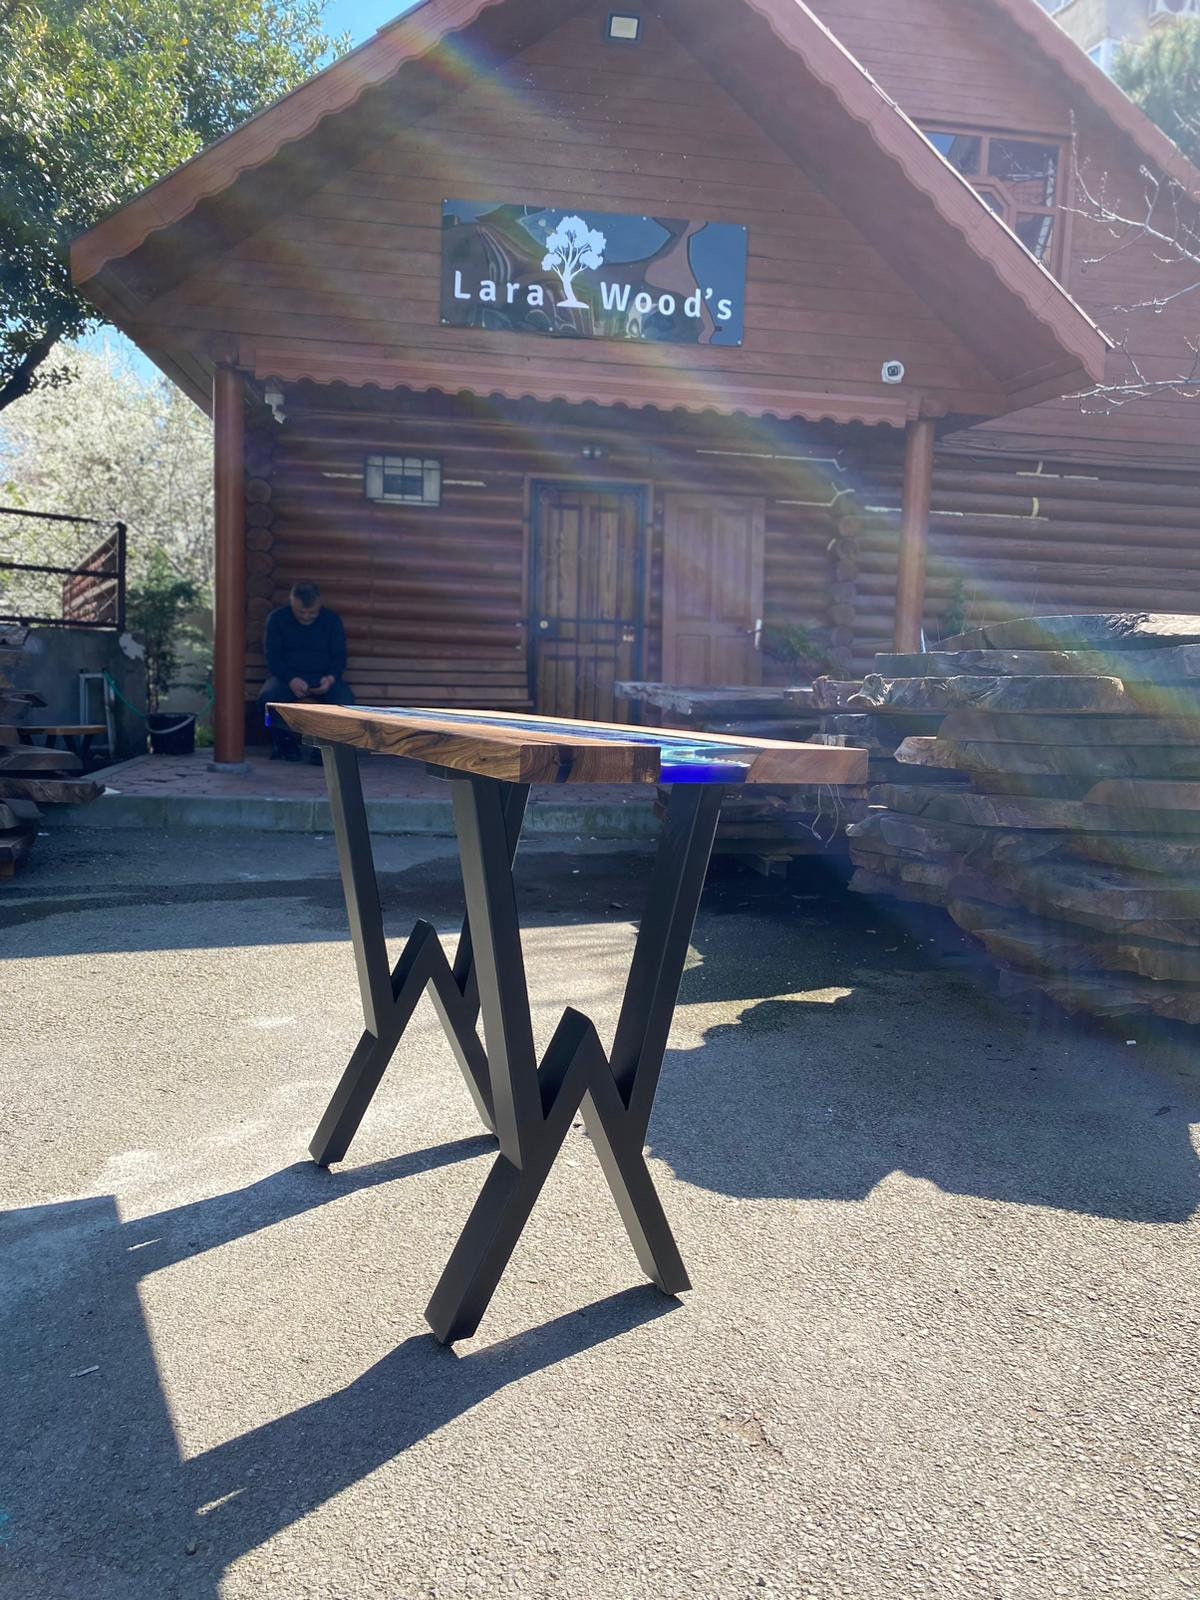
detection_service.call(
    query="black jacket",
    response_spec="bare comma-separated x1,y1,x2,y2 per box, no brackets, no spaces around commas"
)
264,606,347,684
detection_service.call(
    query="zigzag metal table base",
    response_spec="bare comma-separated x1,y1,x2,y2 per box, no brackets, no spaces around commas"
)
311,742,724,1344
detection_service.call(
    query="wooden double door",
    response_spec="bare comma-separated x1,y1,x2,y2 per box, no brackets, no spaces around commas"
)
531,483,766,720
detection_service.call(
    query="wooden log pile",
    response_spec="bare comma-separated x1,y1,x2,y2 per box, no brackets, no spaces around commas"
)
840,613,1200,1021
0,627,103,879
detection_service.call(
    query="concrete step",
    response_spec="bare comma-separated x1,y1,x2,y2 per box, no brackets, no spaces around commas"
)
41,788,662,839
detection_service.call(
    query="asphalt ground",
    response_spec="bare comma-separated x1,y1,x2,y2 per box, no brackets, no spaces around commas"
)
1,826,1198,1600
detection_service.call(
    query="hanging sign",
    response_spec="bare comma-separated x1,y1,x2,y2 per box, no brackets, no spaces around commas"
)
441,201,748,347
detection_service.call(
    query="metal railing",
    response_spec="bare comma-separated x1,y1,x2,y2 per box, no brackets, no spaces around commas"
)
0,506,127,630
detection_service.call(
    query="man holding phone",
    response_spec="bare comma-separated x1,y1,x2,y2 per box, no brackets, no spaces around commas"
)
258,581,355,760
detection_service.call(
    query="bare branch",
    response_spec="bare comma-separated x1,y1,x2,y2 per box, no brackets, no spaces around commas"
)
1065,117,1200,408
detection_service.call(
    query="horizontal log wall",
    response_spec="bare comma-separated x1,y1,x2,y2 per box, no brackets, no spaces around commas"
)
246,393,1200,702
849,439,1200,672
244,390,850,708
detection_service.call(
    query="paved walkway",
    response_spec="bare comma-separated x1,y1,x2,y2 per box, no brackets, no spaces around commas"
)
70,750,659,837
2,828,1198,1599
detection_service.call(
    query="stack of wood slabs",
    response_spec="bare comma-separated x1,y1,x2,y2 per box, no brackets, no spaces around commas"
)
811,675,970,796
687,780,871,866
0,627,103,879
615,683,819,738
841,613,1200,1020
687,683,869,864
614,680,869,865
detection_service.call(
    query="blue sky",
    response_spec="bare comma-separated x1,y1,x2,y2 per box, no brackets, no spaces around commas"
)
80,0,422,379
323,0,420,45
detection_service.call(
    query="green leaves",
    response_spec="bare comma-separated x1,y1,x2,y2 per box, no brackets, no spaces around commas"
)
127,545,204,711
0,0,349,408
1114,18,1200,165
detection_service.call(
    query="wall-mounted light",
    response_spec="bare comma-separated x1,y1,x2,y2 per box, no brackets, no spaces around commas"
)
263,382,286,424
607,13,642,43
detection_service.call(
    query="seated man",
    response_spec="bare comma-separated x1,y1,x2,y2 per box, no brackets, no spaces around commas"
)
258,581,355,761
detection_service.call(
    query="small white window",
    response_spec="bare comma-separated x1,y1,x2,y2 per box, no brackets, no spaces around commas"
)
365,455,441,506
607,14,641,42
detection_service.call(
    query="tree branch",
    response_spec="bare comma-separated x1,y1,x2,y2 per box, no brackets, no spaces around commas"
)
1066,121,1200,410
0,327,63,413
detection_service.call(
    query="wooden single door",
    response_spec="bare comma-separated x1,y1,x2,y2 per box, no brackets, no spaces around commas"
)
531,483,646,720
662,494,766,684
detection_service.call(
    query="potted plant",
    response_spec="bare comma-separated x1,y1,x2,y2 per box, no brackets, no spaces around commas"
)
760,622,834,681
935,576,971,644
126,551,204,755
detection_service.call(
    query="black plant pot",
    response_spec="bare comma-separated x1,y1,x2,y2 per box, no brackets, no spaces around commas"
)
147,712,196,756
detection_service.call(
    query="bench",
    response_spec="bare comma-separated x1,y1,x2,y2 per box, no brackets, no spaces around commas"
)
246,657,533,718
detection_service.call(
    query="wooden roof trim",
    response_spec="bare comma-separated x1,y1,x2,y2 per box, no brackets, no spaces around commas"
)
983,0,1200,196
72,0,507,285
246,362,924,430
730,0,1108,390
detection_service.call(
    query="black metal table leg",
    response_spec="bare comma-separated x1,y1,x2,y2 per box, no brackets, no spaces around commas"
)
308,746,505,1166
424,780,724,1345
309,744,726,1344
608,784,726,1142
448,776,543,1166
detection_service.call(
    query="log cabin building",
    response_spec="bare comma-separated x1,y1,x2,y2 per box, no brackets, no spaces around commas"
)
72,0,1200,765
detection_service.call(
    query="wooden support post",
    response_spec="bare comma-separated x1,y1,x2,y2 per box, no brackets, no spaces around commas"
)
213,363,246,766
893,416,937,653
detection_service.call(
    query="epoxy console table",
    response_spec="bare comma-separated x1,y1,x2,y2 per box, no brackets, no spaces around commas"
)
275,703,866,1344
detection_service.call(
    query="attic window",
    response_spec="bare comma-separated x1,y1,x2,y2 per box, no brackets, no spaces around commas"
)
922,126,1064,270
607,14,642,42
365,455,442,506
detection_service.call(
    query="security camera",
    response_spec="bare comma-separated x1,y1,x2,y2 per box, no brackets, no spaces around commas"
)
881,360,906,385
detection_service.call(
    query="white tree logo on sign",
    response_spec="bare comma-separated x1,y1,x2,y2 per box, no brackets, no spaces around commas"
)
541,215,607,309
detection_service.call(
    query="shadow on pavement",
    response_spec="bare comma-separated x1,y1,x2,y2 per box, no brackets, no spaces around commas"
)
648,861,1200,1226
5,847,1199,1595
0,1148,675,1599
0,849,645,958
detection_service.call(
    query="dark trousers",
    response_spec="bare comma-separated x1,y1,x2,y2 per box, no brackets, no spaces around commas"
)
258,677,356,751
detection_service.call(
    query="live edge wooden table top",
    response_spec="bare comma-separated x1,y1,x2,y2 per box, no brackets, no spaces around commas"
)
275,702,866,1344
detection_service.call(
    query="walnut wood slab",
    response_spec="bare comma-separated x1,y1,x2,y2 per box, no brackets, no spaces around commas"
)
1084,780,1200,811
876,646,1200,682
0,746,82,773
614,682,816,717
0,776,102,804
938,614,1200,653
0,799,39,830
274,703,868,787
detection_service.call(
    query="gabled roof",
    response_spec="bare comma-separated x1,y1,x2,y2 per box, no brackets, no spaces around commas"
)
983,0,1200,195
670,0,1106,399
72,0,511,285
72,0,1109,423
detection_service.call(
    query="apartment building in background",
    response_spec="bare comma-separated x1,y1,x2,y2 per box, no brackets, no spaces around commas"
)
1040,0,1200,74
